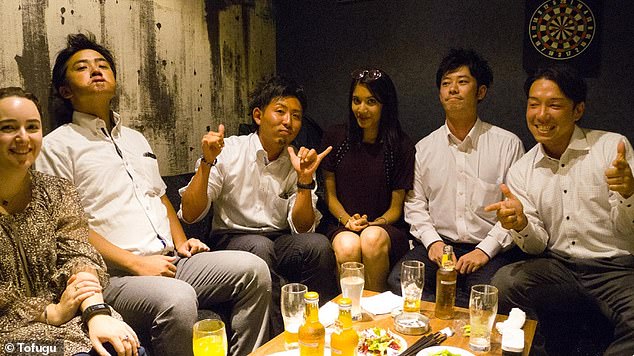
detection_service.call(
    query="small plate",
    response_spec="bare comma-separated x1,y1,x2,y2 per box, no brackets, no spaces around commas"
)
416,345,475,356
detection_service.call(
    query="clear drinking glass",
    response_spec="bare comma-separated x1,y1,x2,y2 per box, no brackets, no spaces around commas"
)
340,262,365,321
281,283,308,350
400,260,425,314
193,319,227,356
469,284,498,352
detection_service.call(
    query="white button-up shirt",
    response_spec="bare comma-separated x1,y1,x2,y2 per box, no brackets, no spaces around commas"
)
507,126,634,258
36,111,173,257
178,133,320,233
405,119,525,257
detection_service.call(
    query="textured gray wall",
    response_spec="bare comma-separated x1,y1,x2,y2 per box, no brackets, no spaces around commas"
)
0,0,275,175
275,0,634,149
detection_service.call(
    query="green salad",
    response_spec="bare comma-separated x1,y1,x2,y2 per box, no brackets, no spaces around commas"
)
429,349,461,356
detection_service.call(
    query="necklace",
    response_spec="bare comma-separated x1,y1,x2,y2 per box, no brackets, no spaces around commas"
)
0,176,27,207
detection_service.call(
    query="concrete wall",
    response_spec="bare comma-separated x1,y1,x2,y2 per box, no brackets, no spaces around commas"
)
275,0,634,149
0,0,275,175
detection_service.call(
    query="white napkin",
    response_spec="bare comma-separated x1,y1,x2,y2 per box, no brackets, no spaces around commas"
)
360,291,403,315
319,301,339,327
496,307,526,334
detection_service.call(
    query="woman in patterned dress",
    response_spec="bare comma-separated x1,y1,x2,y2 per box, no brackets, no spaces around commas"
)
0,87,140,356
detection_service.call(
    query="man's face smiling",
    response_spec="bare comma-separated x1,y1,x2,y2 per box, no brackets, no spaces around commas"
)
60,49,116,104
253,96,302,160
526,78,584,159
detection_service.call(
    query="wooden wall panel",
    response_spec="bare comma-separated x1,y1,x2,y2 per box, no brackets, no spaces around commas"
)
0,0,275,175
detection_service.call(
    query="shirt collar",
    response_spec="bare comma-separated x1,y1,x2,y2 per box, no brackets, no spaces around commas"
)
251,132,290,165
72,110,121,137
444,117,482,150
535,125,588,165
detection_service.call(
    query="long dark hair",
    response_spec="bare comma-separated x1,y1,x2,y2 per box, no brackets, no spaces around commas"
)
332,69,404,187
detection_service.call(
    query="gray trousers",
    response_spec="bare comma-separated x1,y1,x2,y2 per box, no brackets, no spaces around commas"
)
103,250,271,356
492,253,634,356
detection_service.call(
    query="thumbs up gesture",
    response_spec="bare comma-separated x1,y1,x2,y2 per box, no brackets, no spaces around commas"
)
201,124,225,164
605,140,634,199
484,184,528,231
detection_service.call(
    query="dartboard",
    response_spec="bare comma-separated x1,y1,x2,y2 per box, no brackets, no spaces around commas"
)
529,0,596,60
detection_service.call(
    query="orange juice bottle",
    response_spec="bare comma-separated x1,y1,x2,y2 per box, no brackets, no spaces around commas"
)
298,292,325,356
330,297,359,356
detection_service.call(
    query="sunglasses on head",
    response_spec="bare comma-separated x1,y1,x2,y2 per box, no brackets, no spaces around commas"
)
351,69,382,81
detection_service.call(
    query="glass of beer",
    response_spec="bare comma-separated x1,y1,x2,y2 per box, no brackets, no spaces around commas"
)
469,284,498,352
193,319,227,356
281,283,308,350
400,260,425,313
340,262,365,321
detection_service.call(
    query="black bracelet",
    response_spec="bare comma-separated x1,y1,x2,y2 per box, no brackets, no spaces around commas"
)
296,179,316,190
81,303,112,326
200,156,217,168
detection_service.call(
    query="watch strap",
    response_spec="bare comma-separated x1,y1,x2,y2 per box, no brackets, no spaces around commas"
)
296,179,316,190
81,303,112,326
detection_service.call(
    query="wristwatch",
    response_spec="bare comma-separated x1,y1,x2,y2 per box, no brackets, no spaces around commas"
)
81,303,112,326
296,179,316,190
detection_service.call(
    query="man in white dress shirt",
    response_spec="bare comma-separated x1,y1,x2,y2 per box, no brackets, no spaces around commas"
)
487,64,634,355
37,33,271,356
387,49,525,306
179,75,338,334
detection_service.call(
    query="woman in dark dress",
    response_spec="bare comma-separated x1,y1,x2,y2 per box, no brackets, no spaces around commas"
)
321,69,415,291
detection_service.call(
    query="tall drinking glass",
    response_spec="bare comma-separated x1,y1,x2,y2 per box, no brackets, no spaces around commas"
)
193,319,227,356
400,260,425,314
469,284,498,352
281,283,308,350
340,262,364,321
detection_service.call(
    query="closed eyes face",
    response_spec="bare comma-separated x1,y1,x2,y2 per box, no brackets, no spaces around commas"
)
0,96,42,170
351,83,382,132
60,49,116,102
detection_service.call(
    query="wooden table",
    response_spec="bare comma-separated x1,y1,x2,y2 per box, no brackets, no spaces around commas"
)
250,291,537,355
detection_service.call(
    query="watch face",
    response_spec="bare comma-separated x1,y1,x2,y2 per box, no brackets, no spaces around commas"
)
529,0,596,60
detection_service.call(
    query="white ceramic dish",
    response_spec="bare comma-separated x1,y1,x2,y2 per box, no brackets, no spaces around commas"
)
416,345,475,356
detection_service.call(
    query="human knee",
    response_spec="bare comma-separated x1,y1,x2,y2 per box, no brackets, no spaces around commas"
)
360,228,389,253
333,234,361,261
154,282,198,327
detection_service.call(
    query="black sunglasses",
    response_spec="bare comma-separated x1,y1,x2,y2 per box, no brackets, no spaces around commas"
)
351,69,382,81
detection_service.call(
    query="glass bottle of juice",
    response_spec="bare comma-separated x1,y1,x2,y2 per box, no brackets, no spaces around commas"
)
298,291,325,356
435,245,457,319
330,297,359,356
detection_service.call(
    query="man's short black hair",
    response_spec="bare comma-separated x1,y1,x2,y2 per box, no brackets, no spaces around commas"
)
524,63,587,105
248,75,307,126
435,48,493,89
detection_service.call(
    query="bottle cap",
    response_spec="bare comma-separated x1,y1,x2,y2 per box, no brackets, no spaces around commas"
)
338,297,352,306
304,291,319,301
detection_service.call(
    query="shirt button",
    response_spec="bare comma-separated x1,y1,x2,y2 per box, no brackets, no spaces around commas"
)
571,241,576,245
566,216,570,220
561,164,565,168
563,190,567,194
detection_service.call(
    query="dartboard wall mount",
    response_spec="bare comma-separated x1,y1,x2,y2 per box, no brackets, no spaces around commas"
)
523,0,602,77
